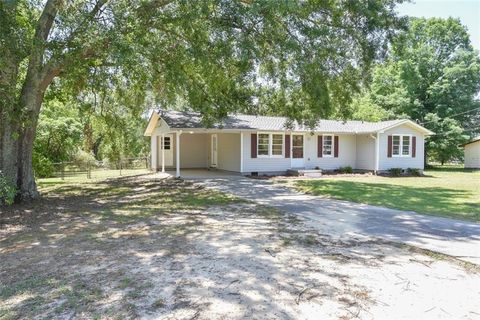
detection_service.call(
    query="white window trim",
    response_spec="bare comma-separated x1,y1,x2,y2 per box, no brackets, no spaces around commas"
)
392,134,412,157
257,133,270,158
322,134,334,158
257,132,285,158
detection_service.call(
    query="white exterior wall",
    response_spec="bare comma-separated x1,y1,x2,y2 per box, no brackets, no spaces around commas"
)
216,133,241,172
464,141,480,168
355,135,375,170
306,134,356,170
150,127,428,173
378,124,425,170
177,133,209,168
152,132,209,169
242,132,356,173
242,132,291,173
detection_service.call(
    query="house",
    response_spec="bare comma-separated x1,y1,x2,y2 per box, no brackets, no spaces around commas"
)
462,137,480,169
144,110,434,177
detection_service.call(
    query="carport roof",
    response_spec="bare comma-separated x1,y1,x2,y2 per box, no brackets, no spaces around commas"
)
150,110,433,134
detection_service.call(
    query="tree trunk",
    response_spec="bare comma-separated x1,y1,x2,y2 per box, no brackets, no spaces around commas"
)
0,80,46,201
0,0,62,202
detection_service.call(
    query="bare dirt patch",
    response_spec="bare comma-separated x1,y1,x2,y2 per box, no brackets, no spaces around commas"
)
1,175,479,319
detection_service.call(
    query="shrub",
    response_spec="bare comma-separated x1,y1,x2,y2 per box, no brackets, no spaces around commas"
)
389,168,403,177
337,166,353,174
0,171,16,206
33,154,55,178
407,168,421,176
73,149,96,164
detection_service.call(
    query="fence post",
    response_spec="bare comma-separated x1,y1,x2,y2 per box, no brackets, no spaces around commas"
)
61,163,65,180
87,161,91,179
119,159,122,176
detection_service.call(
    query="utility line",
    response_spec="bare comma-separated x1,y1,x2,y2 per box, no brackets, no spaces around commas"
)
419,106,480,125
429,125,480,137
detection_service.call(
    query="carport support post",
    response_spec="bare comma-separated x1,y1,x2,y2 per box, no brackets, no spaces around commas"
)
375,132,380,174
176,131,182,177
161,133,165,173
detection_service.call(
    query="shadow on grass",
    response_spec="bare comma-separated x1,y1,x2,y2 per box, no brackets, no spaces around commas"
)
0,174,360,319
296,180,480,221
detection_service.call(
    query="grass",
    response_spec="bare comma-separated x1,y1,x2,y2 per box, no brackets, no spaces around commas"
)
294,167,480,221
37,168,150,187
2,173,480,319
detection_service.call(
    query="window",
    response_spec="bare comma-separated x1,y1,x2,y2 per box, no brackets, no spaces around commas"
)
257,133,284,157
392,136,400,156
162,137,171,150
272,134,283,156
402,136,410,156
392,135,411,157
258,133,269,156
323,135,333,156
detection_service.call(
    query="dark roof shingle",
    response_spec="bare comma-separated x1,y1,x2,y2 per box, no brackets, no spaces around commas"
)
158,110,408,133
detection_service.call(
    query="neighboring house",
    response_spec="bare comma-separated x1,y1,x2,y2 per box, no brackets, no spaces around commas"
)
144,110,434,176
462,138,480,169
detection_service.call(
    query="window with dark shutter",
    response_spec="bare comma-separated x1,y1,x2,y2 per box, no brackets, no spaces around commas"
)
285,134,291,158
412,136,416,158
318,135,323,157
387,135,392,158
334,136,339,158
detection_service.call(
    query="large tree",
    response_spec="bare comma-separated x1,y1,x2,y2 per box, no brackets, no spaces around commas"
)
365,18,480,164
1,0,402,201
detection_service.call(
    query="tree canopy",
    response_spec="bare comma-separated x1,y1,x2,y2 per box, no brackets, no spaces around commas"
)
1,0,404,201
351,17,480,164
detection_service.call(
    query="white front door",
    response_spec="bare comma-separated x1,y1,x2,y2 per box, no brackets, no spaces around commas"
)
158,134,173,167
291,134,304,168
211,134,218,167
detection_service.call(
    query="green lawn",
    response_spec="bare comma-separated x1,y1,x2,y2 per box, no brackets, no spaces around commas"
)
294,168,480,222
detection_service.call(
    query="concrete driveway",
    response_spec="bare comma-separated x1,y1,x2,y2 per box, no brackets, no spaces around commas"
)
189,176,480,265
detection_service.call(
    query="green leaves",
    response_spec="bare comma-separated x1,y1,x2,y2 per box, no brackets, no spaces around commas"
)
362,17,480,163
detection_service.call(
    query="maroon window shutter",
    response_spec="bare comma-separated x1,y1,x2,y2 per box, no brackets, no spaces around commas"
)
387,135,392,158
317,135,323,157
251,133,257,158
334,136,339,158
412,136,416,158
285,134,291,158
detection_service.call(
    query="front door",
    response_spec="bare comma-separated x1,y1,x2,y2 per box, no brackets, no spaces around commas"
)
158,134,173,167
291,134,304,168
211,134,218,167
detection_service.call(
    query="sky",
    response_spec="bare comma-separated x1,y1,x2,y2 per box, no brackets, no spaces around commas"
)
396,0,480,50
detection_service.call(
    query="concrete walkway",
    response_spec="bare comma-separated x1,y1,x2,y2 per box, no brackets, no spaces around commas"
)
189,176,480,265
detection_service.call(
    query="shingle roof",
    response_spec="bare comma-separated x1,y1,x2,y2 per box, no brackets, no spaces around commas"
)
158,110,409,134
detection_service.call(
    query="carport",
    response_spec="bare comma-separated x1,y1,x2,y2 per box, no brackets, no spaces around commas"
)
144,112,242,177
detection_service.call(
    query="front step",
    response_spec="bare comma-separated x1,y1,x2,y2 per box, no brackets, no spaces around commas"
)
287,169,323,178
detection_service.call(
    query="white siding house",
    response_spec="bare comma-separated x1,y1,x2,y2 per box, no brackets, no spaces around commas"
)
144,110,434,176
463,138,480,169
